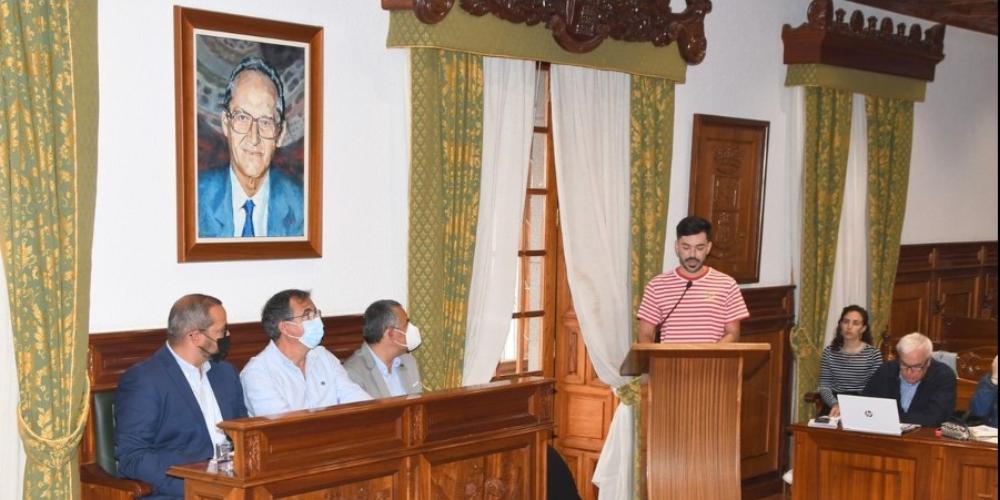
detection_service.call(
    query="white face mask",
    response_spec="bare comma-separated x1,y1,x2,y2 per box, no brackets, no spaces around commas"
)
393,323,422,352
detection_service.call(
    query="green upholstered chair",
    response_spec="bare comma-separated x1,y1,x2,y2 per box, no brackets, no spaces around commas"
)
80,390,151,499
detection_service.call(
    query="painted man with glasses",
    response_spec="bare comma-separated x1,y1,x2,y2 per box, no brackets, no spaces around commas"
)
198,56,304,238
240,289,371,416
863,332,956,427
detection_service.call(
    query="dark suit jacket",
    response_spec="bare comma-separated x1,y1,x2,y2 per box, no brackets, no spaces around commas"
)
115,346,247,499
197,165,304,238
862,359,956,427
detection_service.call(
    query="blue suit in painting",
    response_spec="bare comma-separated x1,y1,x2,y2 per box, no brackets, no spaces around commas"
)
197,165,304,238
114,346,248,499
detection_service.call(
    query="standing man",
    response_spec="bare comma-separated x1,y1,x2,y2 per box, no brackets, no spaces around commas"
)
115,294,247,499
636,216,749,343
198,56,304,238
241,289,371,416
344,299,423,398
863,332,956,427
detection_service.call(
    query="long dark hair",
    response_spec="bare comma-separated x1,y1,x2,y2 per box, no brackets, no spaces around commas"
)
830,305,872,351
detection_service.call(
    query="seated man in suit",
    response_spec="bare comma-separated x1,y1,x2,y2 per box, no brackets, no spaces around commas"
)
862,332,956,427
344,299,423,398
241,289,371,416
115,294,247,499
969,355,998,427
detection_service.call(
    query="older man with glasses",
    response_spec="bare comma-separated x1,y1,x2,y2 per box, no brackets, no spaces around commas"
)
863,332,956,427
198,55,304,238
240,289,371,416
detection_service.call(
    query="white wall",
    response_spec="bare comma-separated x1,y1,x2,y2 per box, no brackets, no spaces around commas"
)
92,0,409,332
92,0,998,332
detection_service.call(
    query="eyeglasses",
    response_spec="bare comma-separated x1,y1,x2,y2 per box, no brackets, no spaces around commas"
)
226,109,282,139
285,308,322,322
199,328,229,340
900,358,930,372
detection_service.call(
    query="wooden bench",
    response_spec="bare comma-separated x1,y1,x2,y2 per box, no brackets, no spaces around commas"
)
80,314,364,499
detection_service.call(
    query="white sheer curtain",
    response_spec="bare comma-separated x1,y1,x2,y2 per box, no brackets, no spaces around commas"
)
462,58,537,385
0,260,26,498
550,64,633,499
824,96,869,346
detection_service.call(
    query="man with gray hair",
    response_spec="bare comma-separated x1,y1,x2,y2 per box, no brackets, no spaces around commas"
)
863,332,956,427
344,299,423,398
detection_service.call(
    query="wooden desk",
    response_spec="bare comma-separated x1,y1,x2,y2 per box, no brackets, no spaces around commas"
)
169,377,553,499
791,424,998,500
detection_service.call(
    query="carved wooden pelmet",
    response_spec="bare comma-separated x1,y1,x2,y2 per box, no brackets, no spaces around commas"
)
389,0,713,64
783,0,946,81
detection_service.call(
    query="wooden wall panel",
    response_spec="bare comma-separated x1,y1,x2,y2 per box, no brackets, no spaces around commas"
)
888,241,997,349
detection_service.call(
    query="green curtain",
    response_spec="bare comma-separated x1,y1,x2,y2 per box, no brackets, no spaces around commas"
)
866,96,914,348
628,75,674,499
0,0,98,497
790,87,853,421
407,48,483,391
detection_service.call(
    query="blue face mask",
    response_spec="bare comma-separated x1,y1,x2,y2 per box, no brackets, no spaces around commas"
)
294,317,325,349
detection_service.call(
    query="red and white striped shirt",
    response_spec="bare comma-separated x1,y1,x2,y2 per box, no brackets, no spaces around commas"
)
636,267,749,343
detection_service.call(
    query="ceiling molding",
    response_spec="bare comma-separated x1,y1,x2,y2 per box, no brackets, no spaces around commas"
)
382,0,714,64
783,0,947,81
848,0,997,36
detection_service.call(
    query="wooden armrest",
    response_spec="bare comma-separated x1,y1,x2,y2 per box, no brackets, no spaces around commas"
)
80,463,152,498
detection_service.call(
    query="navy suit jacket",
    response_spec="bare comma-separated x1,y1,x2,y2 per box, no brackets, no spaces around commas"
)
197,165,304,238
115,346,247,499
862,359,956,427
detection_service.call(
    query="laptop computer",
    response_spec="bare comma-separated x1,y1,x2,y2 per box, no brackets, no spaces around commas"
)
837,394,920,436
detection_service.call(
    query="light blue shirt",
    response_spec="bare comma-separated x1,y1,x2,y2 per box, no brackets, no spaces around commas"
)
366,344,406,397
240,341,372,417
229,167,270,237
899,378,920,412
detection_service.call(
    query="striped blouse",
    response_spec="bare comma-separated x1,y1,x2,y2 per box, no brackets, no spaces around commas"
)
817,344,883,407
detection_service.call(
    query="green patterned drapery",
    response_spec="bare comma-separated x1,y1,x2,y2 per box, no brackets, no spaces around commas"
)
628,75,674,500
790,87,853,421
865,96,914,348
407,48,484,391
0,0,98,497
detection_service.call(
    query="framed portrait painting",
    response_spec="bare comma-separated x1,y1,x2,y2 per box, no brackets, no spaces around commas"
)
174,6,323,262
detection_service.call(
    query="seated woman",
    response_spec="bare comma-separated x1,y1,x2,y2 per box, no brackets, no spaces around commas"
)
969,356,998,427
817,305,883,417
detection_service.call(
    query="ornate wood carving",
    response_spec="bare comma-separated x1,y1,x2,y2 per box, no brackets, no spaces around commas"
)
848,0,997,36
384,0,714,64
782,0,946,81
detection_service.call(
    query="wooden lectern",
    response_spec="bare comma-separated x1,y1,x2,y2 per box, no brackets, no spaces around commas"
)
621,343,771,500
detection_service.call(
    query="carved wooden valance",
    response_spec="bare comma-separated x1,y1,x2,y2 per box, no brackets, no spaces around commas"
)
382,0,713,64
782,0,946,81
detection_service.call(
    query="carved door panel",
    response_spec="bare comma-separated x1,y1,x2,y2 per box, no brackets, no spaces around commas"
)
689,114,769,284
424,440,533,500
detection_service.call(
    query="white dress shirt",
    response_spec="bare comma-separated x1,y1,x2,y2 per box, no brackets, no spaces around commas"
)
240,340,372,417
164,342,228,446
229,167,270,237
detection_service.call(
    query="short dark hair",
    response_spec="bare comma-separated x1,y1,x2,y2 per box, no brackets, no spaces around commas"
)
830,305,872,351
167,294,222,343
222,56,286,123
362,299,403,344
261,289,311,341
676,216,713,241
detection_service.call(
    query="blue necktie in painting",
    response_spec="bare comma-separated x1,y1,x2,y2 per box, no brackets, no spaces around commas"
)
242,200,255,237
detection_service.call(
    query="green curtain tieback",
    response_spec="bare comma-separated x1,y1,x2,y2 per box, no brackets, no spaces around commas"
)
18,378,91,469
616,377,642,406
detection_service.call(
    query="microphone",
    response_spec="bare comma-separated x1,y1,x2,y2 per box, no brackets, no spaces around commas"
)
654,280,693,343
